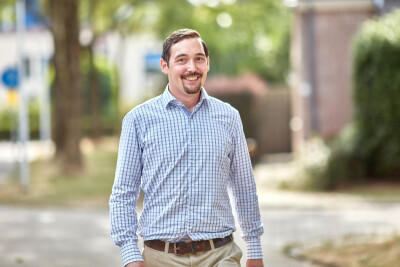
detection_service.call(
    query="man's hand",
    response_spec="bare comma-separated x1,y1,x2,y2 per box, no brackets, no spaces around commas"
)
125,261,145,267
246,259,264,267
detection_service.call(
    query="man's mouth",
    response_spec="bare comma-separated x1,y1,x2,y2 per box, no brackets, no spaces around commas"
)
182,73,201,81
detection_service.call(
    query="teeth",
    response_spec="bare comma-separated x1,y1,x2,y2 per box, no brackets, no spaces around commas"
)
185,76,198,81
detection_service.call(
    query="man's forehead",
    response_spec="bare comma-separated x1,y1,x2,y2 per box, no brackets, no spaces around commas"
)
171,37,205,56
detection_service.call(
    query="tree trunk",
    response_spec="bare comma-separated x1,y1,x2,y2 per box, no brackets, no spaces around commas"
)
49,0,83,172
88,41,102,140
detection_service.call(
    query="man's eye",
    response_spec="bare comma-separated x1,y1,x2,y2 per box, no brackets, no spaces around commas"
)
177,58,185,63
197,57,205,62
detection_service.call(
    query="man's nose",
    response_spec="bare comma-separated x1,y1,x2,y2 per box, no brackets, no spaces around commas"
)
186,59,196,71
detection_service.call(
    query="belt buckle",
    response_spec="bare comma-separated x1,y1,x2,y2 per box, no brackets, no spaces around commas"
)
173,242,197,256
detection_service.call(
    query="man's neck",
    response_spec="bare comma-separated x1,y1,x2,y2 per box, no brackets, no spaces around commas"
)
169,88,201,112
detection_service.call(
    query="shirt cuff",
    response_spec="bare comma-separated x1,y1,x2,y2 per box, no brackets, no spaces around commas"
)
120,241,143,266
246,237,263,259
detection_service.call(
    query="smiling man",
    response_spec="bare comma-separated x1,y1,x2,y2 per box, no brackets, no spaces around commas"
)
110,29,264,267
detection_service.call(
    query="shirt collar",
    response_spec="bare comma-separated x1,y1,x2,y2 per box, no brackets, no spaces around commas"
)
162,84,210,109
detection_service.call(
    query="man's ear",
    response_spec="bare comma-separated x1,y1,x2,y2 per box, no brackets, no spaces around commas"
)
160,58,168,75
206,56,210,72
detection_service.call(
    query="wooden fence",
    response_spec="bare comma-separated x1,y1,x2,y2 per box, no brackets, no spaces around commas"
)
256,89,291,155
212,88,292,156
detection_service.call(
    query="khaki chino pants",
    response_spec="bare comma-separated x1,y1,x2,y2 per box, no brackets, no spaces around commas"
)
142,241,242,267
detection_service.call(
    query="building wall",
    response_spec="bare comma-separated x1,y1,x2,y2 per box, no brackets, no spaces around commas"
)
114,33,163,110
290,1,375,152
314,9,373,138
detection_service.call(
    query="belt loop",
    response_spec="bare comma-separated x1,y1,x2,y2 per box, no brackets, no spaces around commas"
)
164,242,169,253
191,242,197,254
209,239,215,250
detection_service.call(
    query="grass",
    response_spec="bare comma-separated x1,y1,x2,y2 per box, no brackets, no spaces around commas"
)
336,182,400,201
296,235,400,267
0,138,119,208
257,160,400,202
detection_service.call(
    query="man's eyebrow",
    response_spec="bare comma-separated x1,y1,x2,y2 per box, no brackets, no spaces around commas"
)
174,53,188,59
174,52,206,59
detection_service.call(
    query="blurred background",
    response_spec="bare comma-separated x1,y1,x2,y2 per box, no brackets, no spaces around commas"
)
0,0,400,266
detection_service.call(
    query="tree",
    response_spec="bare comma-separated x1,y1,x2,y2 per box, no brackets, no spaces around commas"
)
79,0,158,139
154,0,291,83
45,0,153,171
48,0,83,172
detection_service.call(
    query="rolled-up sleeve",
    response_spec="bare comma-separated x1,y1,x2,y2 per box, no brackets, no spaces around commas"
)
109,112,143,265
229,110,264,259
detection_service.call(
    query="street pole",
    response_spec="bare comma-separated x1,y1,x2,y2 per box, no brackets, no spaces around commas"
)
16,0,30,191
39,59,51,143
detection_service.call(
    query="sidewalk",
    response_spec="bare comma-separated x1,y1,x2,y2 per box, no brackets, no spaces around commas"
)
0,140,53,164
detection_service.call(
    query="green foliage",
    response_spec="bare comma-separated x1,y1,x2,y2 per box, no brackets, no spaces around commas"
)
294,137,332,191
352,9,400,178
295,126,376,191
79,0,158,36
0,109,16,139
0,102,41,140
0,1,15,15
81,55,120,135
154,0,291,83
78,0,292,83
320,126,366,189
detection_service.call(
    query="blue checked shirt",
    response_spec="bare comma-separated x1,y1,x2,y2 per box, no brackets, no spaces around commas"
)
110,87,264,265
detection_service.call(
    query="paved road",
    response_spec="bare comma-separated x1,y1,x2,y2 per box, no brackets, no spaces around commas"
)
1,198,400,267
1,146,400,267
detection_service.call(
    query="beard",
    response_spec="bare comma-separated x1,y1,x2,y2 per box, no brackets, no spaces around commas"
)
183,84,202,94
182,72,203,94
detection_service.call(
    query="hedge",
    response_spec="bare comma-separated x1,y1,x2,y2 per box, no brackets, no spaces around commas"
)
352,9,400,178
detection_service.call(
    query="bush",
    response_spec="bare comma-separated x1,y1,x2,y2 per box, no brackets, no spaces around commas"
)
0,102,40,140
297,127,367,190
352,9,400,178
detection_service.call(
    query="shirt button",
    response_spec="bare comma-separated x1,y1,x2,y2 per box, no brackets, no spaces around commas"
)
192,184,195,187
191,208,194,211
192,138,195,141
192,161,195,164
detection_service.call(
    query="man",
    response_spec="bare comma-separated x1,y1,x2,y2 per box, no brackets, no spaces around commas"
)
110,29,264,267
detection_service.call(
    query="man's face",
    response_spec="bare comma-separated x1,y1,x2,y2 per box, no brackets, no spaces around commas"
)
161,38,209,98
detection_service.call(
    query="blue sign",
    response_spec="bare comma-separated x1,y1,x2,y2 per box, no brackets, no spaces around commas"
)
25,0,46,28
1,68,19,89
145,53,161,73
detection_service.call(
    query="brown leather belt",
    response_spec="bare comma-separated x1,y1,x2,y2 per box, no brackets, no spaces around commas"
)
144,234,233,256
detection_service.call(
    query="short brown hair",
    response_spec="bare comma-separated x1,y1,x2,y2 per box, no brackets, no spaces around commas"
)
162,29,209,65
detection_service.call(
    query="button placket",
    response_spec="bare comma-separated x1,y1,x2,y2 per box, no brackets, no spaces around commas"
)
188,115,196,220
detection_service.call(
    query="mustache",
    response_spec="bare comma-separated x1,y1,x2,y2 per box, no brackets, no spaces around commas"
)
181,72,202,79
